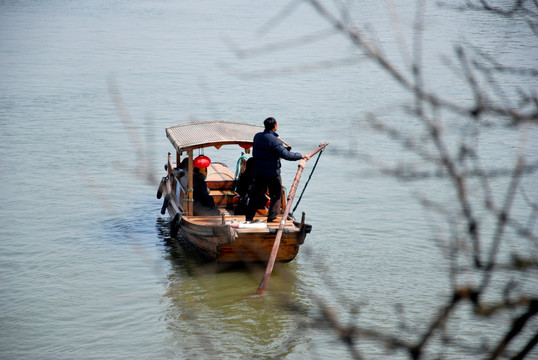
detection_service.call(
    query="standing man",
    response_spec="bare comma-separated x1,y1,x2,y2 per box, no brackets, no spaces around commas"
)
245,117,310,222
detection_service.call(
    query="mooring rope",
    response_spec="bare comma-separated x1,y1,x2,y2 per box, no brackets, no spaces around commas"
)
292,148,325,214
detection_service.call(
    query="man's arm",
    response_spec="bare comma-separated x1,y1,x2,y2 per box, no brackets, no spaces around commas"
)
275,140,303,161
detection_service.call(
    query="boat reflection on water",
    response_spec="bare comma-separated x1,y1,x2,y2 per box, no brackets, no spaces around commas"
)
155,218,306,358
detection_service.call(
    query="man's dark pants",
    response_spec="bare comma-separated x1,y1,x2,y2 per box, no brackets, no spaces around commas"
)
245,175,282,222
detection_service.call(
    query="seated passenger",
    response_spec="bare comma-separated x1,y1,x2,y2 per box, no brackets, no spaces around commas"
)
234,157,254,215
192,167,221,216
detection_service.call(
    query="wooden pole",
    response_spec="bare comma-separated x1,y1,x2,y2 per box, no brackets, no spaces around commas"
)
257,142,328,295
187,149,194,216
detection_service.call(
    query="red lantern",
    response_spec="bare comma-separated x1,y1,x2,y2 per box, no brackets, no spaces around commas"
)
194,155,211,169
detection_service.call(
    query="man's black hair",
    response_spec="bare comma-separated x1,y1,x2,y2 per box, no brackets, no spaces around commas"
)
264,117,277,131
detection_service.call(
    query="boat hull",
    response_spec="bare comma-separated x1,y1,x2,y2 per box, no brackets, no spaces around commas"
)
176,216,307,263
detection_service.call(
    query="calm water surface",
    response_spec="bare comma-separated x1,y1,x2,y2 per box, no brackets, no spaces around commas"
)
1,1,537,359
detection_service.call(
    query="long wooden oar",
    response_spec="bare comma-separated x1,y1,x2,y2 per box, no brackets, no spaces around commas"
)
257,142,329,295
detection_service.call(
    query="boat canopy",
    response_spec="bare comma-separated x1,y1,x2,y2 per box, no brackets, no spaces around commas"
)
166,120,262,153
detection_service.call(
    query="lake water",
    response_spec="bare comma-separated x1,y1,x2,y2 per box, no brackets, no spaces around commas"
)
1,1,537,359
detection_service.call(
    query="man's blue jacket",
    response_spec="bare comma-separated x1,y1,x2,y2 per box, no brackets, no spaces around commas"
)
252,130,302,177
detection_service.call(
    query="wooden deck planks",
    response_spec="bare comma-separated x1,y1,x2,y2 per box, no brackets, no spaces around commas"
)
183,215,298,229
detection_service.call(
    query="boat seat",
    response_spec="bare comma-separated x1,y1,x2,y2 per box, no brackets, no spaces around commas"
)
209,190,237,207
206,180,235,190
206,163,236,190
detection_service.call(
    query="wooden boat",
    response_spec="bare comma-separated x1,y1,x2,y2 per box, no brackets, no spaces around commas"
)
157,120,313,263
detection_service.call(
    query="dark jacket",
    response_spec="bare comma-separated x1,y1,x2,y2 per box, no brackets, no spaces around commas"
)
193,170,216,208
252,130,302,177
236,157,254,197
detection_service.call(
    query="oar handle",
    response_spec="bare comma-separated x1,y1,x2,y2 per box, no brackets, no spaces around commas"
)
306,142,329,160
